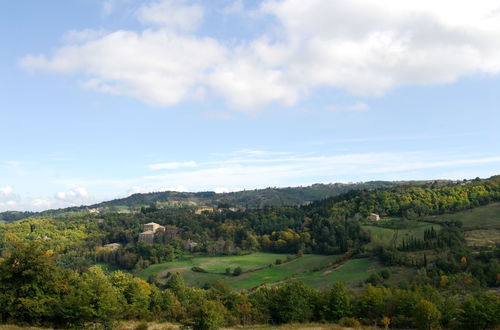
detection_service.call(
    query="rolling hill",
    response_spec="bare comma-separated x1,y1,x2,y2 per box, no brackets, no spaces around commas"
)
0,180,438,222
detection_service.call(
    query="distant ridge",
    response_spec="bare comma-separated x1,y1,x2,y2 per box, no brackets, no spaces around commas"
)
0,180,449,222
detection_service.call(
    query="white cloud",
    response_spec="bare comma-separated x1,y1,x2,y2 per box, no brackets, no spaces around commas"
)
2,150,499,212
137,0,204,32
0,186,13,197
20,0,500,110
21,30,226,107
149,161,197,170
141,151,500,192
54,187,93,205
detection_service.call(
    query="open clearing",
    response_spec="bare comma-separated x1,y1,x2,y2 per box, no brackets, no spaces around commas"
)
295,258,381,289
424,202,500,229
139,252,295,287
362,219,440,248
223,254,336,289
139,252,381,290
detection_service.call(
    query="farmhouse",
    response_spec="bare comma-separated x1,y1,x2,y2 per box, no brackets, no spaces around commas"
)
103,243,121,250
195,206,215,214
138,222,165,244
367,213,381,221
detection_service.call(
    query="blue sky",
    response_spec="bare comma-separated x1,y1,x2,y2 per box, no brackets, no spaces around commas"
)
1,0,500,211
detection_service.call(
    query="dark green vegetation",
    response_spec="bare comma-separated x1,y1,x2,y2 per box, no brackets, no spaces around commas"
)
0,176,499,329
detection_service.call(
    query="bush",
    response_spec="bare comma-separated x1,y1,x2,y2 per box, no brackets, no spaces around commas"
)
192,266,208,273
233,266,243,276
339,317,361,327
380,269,392,279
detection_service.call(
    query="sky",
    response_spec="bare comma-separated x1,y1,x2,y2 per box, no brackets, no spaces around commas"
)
1,0,500,211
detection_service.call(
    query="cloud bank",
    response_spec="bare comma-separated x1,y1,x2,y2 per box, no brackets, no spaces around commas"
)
21,0,500,110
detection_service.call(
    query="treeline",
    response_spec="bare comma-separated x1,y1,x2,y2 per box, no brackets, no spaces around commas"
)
1,242,499,329
307,176,500,219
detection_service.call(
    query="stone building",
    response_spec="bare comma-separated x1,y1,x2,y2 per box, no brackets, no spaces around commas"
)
138,222,165,244
367,213,381,221
103,243,121,251
195,206,215,214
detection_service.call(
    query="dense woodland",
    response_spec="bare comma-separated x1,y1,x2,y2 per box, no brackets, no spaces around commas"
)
0,176,499,329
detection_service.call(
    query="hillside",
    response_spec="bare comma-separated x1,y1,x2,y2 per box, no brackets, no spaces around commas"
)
0,180,436,222
0,176,499,329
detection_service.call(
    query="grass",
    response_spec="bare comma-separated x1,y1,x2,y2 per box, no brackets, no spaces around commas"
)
464,229,500,247
363,220,441,248
223,254,336,289
295,258,381,289
139,253,341,289
139,252,381,291
139,252,295,286
424,202,500,229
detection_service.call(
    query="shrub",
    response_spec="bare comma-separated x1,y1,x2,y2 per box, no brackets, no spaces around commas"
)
339,317,361,327
233,266,243,276
191,266,208,273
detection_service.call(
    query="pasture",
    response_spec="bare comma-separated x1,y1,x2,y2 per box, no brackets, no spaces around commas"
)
424,202,500,229
295,258,381,289
362,219,441,248
139,252,342,289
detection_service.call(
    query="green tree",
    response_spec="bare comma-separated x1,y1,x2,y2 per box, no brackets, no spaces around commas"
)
71,266,124,326
185,299,226,330
413,299,441,330
324,281,351,321
0,242,67,325
459,292,500,330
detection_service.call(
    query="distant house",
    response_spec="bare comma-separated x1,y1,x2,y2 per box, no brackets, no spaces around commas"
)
195,206,215,214
367,213,381,222
143,222,165,233
138,222,165,244
87,208,101,214
103,243,121,251
184,239,198,251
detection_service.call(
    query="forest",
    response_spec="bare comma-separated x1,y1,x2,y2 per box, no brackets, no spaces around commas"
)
0,176,499,329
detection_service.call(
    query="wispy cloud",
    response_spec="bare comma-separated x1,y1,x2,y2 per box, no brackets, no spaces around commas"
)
4,149,499,211
327,101,370,112
149,161,197,170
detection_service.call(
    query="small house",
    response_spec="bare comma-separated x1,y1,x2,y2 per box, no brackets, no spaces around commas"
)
367,213,380,222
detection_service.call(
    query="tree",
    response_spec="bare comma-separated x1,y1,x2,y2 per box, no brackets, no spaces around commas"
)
0,242,68,326
459,292,500,330
324,281,351,321
413,299,441,330
184,299,226,330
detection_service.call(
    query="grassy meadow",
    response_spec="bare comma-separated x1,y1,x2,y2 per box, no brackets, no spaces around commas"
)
424,202,500,229
139,252,355,290
362,218,441,248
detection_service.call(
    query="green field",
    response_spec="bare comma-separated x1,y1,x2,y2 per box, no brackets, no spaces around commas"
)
295,258,381,289
139,252,295,286
363,219,441,248
138,252,383,290
223,254,336,289
139,253,340,289
424,203,500,229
